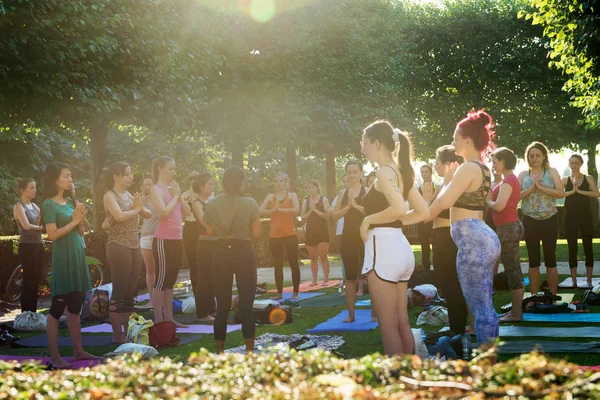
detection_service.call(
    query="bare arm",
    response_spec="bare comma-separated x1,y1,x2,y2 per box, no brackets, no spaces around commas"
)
362,168,407,226
300,198,311,221
330,190,351,220
577,176,600,198
486,183,513,212
13,203,42,231
180,196,192,217
518,171,535,200
278,193,300,213
562,177,576,197
46,203,87,242
313,197,329,218
259,194,274,217
140,207,152,219
429,163,474,217
150,186,179,217
400,188,432,225
103,192,141,223
536,168,565,198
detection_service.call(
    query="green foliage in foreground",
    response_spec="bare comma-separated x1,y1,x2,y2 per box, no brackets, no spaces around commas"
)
1,349,599,399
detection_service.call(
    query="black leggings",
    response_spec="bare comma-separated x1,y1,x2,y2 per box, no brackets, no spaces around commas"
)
270,235,300,293
18,242,44,313
565,213,594,268
212,240,256,341
431,227,467,335
195,240,216,318
523,214,558,268
417,221,433,271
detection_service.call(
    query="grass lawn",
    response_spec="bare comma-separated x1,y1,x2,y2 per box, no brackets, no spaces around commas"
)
3,273,600,366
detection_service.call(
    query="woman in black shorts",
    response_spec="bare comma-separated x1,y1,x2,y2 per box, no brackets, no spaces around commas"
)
301,179,330,286
331,160,366,323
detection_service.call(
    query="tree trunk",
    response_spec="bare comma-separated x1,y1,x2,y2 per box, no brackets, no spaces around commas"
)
286,145,297,193
89,122,109,231
325,148,336,200
586,136,598,182
231,141,244,168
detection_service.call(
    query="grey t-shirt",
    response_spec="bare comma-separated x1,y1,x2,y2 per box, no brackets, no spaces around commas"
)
203,195,259,241
140,197,159,237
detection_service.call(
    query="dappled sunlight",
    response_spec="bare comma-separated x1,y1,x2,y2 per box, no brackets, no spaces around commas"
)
195,0,319,23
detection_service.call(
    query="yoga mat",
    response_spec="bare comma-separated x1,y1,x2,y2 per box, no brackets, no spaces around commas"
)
499,326,600,338
558,277,600,288
276,292,324,301
14,334,116,348
307,309,378,333
356,299,371,307
300,293,370,308
519,312,600,323
0,355,99,369
136,293,151,302
82,323,242,335
268,280,341,293
498,341,600,354
500,293,575,311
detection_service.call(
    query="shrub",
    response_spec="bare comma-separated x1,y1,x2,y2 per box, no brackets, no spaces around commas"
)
0,349,598,399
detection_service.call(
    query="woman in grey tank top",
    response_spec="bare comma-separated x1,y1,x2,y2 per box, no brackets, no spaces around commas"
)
12,177,44,312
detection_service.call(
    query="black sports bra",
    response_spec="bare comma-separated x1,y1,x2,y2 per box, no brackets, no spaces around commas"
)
363,166,403,229
453,161,491,211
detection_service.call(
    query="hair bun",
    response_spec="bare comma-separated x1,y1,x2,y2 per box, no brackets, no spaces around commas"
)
475,110,491,126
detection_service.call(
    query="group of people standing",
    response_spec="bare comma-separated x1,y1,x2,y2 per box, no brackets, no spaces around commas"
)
12,109,599,364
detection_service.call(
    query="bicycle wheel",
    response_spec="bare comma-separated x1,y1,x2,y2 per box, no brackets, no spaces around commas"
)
5,265,24,303
88,264,104,288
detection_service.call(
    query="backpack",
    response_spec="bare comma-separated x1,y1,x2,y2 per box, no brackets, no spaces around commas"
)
149,321,180,348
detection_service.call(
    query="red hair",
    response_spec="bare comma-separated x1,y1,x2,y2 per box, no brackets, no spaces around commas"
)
456,109,496,159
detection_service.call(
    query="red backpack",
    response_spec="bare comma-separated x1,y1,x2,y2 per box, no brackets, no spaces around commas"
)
149,321,180,348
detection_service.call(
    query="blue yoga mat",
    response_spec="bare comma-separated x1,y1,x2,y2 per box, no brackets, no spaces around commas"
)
521,313,600,323
307,309,378,333
280,292,324,301
499,326,600,338
355,299,371,307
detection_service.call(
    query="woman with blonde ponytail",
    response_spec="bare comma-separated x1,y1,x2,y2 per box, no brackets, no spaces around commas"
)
359,122,429,356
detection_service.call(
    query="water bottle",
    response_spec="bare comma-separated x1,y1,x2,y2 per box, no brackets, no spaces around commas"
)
462,333,472,361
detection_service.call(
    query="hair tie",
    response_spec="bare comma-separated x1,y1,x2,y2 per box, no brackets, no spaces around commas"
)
392,128,401,143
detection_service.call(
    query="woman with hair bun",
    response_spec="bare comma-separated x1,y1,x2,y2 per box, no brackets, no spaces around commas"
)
301,179,331,286
428,110,501,346
562,153,599,287
359,122,429,355
102,162,150,343
518,142,564,295
13,177,44,313
203,166,262,353
259,172,301,300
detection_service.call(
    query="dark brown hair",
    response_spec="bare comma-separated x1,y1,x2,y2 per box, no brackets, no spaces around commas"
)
525,141,550,170
103,161,130,191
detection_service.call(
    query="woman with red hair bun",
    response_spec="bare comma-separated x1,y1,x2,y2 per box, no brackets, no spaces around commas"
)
428,109,501,348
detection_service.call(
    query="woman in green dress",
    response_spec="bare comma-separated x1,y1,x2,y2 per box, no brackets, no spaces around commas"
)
42,162,97,369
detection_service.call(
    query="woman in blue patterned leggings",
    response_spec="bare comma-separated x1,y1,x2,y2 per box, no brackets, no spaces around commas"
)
429,110,501,345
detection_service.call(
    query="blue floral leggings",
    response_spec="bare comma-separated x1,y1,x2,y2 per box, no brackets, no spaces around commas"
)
451,218,501,344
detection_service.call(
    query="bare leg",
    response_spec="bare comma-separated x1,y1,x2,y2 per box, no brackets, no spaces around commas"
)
368,272,403,355
318,242,330,284
109,311,126,344
357,277,365,296
570,267,579,287
308,245,319,285
215,340,225,354
587,266,594,287
141,249,155,306
152,289,165,323
499,288,524,322
244,338,255,354
529,267,541,294
343,280,357,322
47,313,72,369
164,288,187,328
546,268,558,295
396,282,414,355
68,312,97,360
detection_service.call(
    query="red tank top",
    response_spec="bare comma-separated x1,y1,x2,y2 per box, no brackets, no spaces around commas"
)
269,192,296,238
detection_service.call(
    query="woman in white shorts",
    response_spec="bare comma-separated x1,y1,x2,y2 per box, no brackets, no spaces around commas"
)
359,121,429,356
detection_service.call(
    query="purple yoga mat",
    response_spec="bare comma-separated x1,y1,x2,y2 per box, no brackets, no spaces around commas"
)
0,355,99,369
82,323,242,334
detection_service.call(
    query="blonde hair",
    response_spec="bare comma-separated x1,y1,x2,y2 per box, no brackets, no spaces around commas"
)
307,179,321,194
274,172,290,189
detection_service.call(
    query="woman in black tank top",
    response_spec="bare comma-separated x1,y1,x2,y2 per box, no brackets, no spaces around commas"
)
359,120,429,356
563,154,600,287
301,180,331,286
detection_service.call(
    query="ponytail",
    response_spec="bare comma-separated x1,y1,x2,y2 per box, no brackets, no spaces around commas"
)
394,129,414,199
152,156,175,184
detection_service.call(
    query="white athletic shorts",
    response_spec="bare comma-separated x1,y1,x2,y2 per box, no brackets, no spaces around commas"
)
362,227,414,283
140,235,154,250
